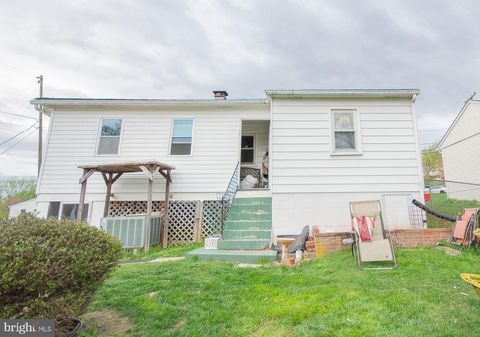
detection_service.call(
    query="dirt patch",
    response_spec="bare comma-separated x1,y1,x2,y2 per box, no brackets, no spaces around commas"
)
81,309,133,335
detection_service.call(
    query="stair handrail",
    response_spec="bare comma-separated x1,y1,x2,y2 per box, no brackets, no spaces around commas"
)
220,162,240,235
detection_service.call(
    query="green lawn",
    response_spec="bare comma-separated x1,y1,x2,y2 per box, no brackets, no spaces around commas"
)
427,193,480,228
121,242,203,261
85,248,480,337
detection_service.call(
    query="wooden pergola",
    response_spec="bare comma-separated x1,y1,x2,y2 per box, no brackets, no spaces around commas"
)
77,160,175,251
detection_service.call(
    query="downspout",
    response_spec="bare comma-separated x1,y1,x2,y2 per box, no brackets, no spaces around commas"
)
33,104,47,176
411,94,426,204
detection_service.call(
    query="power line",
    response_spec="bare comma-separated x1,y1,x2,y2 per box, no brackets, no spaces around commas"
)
0,110,38,121
0,127,37,155
418,128,447,132
0,122,38,146
0,121,26,126
0,60,32,76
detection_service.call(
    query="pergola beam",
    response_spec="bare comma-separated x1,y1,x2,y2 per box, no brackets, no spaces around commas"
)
76,161,175,251
79,168,96,184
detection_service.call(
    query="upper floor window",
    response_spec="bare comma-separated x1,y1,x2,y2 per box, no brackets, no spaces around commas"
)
170,119,193,155
97,118,123,155
332,109,361,154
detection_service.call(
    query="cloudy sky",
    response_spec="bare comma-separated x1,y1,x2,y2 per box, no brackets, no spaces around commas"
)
1,0,479,177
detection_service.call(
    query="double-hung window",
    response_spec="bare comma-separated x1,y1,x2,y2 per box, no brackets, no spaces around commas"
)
332,109,360,153
170,119,193,155
97,119,123,155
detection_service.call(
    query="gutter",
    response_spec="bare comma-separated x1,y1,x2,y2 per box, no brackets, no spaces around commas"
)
29,98,269,109
265,89,420,98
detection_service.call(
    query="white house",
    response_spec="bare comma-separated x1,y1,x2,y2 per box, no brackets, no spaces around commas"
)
8,198,37,218
30,89,424,242
437,98,480,201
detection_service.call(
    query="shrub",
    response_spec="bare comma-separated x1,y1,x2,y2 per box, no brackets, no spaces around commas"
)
0,214,122,320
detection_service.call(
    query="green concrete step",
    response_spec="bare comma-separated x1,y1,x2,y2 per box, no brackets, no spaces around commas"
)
186,247,277,263
228,208,272,221
217,239,270,250
230,204,272,212
232,197,272,206
222,229,271,240
223,220,272,230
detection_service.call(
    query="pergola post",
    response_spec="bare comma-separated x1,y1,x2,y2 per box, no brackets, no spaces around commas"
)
144,167,154,252
77,168,88,221
162,169,171,248
103,173,113,217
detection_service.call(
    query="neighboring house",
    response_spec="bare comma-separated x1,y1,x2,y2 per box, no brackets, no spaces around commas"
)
30,89,424,242
8,198,37,218
437,99,480,201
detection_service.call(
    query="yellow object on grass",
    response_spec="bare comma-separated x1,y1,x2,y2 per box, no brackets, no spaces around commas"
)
461,273,480,298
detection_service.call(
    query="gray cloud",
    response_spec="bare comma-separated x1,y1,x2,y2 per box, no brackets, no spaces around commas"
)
1,0,479,175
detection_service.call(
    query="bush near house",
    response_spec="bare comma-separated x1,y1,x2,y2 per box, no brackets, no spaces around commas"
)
0,214,122,322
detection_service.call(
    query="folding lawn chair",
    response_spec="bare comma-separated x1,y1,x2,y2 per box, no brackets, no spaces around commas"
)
350,200,397,270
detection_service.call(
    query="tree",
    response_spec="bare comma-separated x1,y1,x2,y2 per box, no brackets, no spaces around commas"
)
0,178,36,219
422,145,444,183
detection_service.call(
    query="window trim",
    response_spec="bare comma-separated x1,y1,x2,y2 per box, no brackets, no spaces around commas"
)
240,134,256,164
169,118,195,156
95,118,124,156
330,108,363,156
59,202,90,222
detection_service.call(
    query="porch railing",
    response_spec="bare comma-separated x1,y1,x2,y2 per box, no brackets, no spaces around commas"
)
220,162,240,235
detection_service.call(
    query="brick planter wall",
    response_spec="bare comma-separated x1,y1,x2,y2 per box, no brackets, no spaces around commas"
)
305,232,352,258
389,228,452,248
305,228,453,258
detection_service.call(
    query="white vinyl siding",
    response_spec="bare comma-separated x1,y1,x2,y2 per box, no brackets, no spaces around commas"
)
439,101,480,200
37,106,269,203
442,135,480,200
439,101,480,149
270,97,423,234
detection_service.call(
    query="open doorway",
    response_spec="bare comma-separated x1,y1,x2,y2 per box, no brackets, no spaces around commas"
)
239,120,270,190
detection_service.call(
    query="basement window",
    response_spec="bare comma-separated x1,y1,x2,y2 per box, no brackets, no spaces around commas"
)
97,118,123,155
60,203,89,222
170,119,193,155
47,201,61,218
331,109,362,154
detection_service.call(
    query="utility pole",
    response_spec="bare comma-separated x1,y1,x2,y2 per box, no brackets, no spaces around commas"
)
36,75,43,176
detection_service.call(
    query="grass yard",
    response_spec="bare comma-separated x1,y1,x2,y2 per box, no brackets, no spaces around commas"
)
121,242,203,261
83,248,480,337
427,193,480,228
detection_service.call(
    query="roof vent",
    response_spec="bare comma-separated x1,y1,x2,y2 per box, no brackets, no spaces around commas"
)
213,90,228,100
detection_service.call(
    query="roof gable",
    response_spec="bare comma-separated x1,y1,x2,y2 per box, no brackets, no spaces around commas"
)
437,100,480,150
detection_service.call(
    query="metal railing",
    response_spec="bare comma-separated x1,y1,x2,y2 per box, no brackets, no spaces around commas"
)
220,162,240,235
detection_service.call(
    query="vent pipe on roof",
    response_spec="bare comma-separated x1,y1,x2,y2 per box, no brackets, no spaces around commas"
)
213,90,228,100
